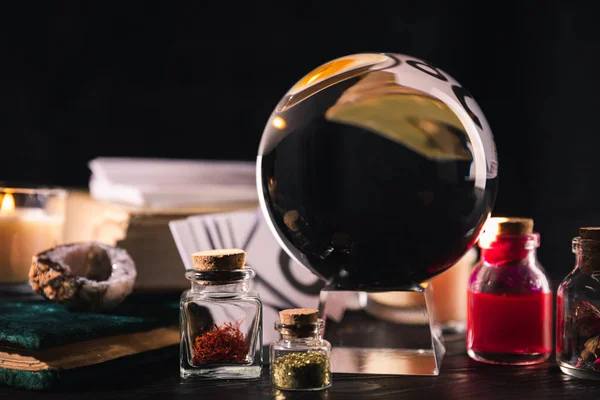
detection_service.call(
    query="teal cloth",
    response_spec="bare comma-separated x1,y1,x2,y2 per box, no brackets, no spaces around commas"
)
0,292,180,390
0,292,179,350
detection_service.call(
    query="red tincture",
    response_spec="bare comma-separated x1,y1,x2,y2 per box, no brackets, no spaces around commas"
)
467,291,553,356
467,217,552,365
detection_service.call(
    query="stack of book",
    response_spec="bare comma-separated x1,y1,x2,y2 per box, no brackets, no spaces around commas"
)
0,293,180,390
64,157,259,290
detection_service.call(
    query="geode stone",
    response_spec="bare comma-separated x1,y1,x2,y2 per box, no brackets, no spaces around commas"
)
29,242,137,312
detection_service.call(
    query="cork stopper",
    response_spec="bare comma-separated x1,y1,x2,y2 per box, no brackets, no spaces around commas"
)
580,227,600,241
279,308,318,325
191,248,246,271
278,308,319,339
478,217,535,248
479,217,533,240
485,217,534,235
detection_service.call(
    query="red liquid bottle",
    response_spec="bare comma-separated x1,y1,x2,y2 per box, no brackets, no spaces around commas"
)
467,217,552,365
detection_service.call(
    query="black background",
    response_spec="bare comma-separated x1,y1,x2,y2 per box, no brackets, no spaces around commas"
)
1,2,598,282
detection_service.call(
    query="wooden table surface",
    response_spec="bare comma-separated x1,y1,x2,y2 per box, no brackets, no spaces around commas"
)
2,333,600,399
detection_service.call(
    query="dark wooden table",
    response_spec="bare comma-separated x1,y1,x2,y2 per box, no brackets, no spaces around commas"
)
2,334,600,399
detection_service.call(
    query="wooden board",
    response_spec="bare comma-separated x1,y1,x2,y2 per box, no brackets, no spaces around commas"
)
0,326,179,371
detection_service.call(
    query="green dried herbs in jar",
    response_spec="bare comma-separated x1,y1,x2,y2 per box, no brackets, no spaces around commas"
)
270,309,332,391
272,351,330,389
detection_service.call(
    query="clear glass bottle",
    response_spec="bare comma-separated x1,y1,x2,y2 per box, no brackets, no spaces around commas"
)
467,217,552,365
270,309,331,391
557,227,600,380
179,249,262,380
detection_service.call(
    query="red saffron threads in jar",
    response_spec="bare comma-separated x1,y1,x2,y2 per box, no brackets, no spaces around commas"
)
192,321,250,364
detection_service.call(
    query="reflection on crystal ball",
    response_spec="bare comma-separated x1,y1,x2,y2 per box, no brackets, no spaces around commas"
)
257,53,498,291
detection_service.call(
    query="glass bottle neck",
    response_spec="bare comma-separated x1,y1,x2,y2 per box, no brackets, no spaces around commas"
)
573,237,600,273
275,320,324,341
480,233,539,265
190,280,249,293
278,333,323,342
185,268,255,294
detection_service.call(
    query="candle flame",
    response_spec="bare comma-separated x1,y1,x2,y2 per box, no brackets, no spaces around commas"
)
0,193,15,214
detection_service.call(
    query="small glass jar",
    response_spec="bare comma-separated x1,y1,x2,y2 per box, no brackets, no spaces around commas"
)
270,309,331,391
557,227,600,380
467,217,552,365
179,249,263,380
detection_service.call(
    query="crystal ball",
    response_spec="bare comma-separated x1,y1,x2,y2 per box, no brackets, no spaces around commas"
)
257,53,498,291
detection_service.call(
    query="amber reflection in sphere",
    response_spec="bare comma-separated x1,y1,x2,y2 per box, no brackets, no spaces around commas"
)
257,53,498,291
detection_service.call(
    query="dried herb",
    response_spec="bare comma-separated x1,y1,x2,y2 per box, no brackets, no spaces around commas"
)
192,321,249,365
573,301,600,338
569,302,600,372
583,336,600,358
271,351,330,390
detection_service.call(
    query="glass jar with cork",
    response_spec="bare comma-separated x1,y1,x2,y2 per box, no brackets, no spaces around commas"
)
467,217,552,365
557,227,600,379
270,308,331,391
179,248,263,380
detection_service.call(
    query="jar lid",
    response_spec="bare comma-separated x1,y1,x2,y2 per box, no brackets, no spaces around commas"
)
478,217,536,249
191,248,246,271
277,309,321,338
483,217,534,236
580,227,600,240
279,308,318,325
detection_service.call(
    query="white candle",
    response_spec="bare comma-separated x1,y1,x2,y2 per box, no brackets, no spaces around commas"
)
0,193,64,283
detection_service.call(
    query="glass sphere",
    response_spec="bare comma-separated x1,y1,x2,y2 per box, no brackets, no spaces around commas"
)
257,53,498,291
